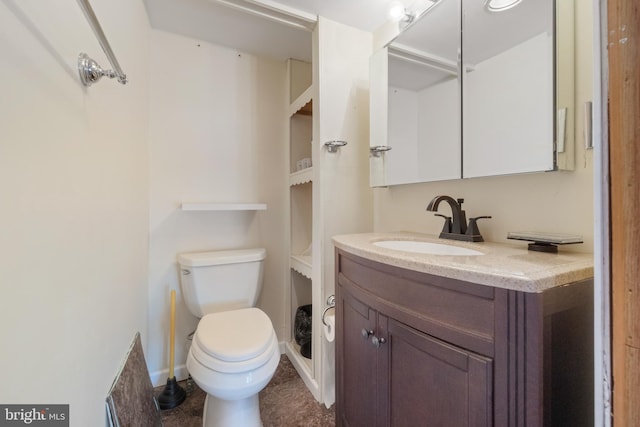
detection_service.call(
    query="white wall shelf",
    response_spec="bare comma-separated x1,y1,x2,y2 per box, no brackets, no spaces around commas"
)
180,203,267,211
289,168,313,186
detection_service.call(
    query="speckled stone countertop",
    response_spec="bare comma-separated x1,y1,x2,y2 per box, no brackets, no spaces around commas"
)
332,232,594,293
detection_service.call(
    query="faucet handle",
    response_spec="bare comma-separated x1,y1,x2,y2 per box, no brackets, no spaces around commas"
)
434,213,452,234
466,216,492,240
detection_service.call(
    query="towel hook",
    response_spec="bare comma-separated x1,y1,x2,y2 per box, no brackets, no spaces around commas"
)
324,140,347,153
369,146,392,157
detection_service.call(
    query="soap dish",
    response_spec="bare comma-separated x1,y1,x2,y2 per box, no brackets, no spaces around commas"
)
507,231,583,253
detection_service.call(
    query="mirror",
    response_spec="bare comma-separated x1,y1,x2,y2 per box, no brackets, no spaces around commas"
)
370,0,461,186
369,0,575,187
462,0,555,177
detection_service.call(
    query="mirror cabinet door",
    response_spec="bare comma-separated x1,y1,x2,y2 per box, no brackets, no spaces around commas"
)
370,0,461,186
370,0,572,187
462,0,555,178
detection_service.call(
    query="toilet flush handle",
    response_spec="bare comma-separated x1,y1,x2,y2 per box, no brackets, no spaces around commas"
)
181,269,191,275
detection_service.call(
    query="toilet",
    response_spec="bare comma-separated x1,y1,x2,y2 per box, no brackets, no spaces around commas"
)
178,248,279,427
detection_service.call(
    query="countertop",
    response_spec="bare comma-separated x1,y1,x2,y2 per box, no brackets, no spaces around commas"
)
332,232,594,293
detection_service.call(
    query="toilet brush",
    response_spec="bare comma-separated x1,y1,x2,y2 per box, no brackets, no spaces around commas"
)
157,290,186,410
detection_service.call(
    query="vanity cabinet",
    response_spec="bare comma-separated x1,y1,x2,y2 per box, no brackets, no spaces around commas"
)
341,290,492,427
335,249,593,426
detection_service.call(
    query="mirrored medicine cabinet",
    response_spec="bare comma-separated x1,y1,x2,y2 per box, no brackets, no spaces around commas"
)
369,0,576,187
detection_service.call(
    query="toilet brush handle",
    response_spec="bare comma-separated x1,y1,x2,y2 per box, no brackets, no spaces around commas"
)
169,290,176,379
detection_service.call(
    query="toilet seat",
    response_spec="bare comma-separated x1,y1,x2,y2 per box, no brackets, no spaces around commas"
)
191,308,277,374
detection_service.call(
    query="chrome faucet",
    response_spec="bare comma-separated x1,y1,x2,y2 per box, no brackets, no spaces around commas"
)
426,195,491,242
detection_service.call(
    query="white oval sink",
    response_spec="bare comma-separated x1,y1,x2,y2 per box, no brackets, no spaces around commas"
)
373,240,484,256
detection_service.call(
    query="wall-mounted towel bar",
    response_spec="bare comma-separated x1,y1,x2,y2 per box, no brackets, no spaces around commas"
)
77,0,127,86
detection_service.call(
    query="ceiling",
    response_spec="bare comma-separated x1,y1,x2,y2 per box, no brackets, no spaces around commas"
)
270,0,396,32
144,0,401,62
144,0,550,69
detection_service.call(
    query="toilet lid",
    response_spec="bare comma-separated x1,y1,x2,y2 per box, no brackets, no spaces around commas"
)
194,308,275,362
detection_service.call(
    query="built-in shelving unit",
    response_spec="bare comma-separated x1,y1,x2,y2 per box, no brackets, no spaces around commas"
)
180,203,267,211
282,24,373,408
285,59,318,398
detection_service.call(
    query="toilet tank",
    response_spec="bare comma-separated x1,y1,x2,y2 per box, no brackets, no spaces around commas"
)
178,248,266,318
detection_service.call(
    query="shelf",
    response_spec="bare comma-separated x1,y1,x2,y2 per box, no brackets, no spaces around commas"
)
285,340,313,375
289,86,313,117
181,203,267,211
291,255,312,279
289,168,313,186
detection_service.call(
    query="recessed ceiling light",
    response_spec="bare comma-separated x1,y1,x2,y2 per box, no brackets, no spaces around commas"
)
484,0,523,12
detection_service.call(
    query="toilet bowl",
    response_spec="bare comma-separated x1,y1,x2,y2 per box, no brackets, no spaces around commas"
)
186,308,280,426
178,249,278,427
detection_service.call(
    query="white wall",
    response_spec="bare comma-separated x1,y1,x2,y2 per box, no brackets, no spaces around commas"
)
0,0,150,423
373,1,594,253
147,29,287,385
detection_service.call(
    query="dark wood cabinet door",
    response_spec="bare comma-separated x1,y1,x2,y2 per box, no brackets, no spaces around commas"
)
336,250,593,427
384,319,493,427
338,290,379,427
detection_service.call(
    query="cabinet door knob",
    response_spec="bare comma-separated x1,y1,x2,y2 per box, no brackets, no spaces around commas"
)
372,336,386,348
361,329,374,339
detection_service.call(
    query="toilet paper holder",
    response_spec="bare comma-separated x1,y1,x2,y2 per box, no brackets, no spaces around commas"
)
321,295,335,326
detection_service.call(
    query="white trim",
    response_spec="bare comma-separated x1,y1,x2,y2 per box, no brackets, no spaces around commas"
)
593,0,611,425
149,363,190,388
284,341,320,400
181,203,267,211
289,85,313,117
212,0,316,31
247,0,317,24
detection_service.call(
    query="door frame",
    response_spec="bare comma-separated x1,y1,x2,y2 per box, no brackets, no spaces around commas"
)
601,0,640,425
594,1,611,425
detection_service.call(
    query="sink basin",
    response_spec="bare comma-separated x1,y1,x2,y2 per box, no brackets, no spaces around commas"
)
373,240,484,256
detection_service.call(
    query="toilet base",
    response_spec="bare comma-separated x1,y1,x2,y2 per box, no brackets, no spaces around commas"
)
202,393,262,427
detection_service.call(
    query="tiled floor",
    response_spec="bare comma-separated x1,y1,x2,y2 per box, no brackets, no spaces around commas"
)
156,355,335,427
